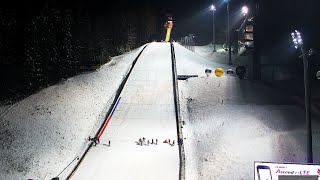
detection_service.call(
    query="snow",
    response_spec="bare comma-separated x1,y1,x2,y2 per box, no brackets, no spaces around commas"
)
71,42,179,180
193,43,239,65
174,44,231,77
175,43,320,180
0,105,11,117
0,44,146,180
1,40,320,180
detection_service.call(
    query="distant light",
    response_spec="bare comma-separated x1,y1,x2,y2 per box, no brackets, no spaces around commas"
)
211,5,216,11
291,30,303,49
242,6,249,15
309,48,314,56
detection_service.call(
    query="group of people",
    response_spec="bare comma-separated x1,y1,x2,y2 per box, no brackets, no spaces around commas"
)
88,136,99,146
88,135,183,147
88,136,110,147
137,138,181,146
164,139,175,146
138,137,158,146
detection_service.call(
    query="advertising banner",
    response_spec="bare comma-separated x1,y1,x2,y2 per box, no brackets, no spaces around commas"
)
254,162,320,180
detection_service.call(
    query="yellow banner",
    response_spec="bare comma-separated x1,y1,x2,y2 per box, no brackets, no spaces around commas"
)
165,28,171,42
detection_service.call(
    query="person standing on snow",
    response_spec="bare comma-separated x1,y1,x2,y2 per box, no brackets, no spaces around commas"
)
178,138,183,145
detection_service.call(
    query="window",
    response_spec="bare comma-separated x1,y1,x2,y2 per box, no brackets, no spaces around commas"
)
245,25,253,32
244,33,253,41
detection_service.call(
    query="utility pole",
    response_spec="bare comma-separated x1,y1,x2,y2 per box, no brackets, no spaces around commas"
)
291,30,313,163
213,10,216,52
211,5,216,52
302,46,313,163
252,0,261,80
227,1,232,65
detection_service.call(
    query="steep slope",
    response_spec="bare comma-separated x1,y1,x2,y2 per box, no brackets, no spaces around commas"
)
0,45,146,180
174,43,320,180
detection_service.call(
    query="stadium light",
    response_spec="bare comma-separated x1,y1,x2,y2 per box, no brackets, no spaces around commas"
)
211,4,216,11
291,30,303,49
242,6,248,16
211,4,216,52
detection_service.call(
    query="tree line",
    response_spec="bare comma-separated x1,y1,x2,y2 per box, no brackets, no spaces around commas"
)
0,0,159,102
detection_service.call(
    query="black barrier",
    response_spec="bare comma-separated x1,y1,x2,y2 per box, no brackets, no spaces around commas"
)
170,42,186,180
177,75,198,80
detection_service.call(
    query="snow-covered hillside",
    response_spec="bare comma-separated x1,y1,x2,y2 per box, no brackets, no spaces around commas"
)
1,41,319,180
193,43,238,65
0,45,146,180
175,43,320,180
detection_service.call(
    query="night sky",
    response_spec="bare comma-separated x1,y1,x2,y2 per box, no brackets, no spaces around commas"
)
1,0,320,48
151,0,320,48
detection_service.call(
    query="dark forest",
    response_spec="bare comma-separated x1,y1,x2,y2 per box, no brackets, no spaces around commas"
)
0,0,163,102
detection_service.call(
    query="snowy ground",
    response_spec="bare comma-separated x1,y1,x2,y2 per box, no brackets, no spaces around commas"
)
0,45,146,180
192,43,239,65
71,42,179,180
0,105,11,116
2,40,319,180
175,43,320,179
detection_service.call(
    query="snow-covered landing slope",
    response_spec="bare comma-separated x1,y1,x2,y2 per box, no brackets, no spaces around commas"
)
72,42,179,180
0,45,146,180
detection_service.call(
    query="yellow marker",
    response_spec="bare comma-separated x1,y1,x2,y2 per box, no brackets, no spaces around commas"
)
165,28,172,42
164,18,173,42
215,68,224,77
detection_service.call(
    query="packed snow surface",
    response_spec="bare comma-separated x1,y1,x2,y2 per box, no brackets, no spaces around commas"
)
71,42,179,180
174,43,320,180
1,41,320,180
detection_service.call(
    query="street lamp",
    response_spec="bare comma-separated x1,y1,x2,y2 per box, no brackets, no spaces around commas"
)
242,6,249,24
226,0,232,65
242,6,248,16
211,5,216,52
291,30,313,163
